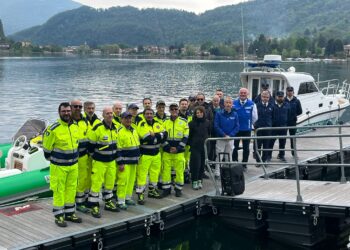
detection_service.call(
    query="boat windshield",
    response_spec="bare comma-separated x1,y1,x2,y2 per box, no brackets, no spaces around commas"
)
297,81,318,95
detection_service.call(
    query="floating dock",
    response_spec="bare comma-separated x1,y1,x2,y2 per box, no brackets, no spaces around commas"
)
1,125,350,249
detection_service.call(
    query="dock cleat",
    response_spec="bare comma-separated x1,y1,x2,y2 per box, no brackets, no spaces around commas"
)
104,200,120,212
117,203,128,210
91,206,101,218
65,213,82,223
55,216,67,227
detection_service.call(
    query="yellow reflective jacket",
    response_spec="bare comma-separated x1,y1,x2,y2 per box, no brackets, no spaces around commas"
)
137,120,168,155
74,114,89,157
88,120,118,162
43,119,80,166
117,125,140,165
162,116,189,153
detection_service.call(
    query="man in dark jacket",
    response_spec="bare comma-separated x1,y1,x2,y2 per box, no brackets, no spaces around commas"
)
214,97,240,177
284,86,302,156
254,91,274,164
269,91,291,162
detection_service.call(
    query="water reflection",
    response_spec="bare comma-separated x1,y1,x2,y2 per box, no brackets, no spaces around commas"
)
0,57,349,142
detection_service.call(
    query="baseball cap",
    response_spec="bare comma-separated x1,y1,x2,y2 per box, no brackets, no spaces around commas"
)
169,103,179,108
286,86,294,91
121,111,133,118
276,91,284,97
156,100,166,106
128,103,139,109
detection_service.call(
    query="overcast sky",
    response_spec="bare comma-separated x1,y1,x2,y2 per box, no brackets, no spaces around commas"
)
74,0,244,14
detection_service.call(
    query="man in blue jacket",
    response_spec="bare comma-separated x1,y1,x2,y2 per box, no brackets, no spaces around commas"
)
269,91,291,162
214,97,239,177
232,88,258,170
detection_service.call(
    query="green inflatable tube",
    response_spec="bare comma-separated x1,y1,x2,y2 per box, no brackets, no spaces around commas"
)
0,168,50,198
0,143,12,168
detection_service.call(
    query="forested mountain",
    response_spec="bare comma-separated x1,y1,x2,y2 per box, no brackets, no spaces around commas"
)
10,0,350,46
0,0,81,35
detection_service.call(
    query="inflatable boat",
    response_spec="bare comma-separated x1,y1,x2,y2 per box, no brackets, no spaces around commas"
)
0,119,50,204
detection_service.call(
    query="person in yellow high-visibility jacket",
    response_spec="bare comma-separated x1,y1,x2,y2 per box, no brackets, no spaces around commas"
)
71,99,91,213
112,101,123,128
161,103,189,197
136,108,168,204
116,111,141,210
87,106,119,218
43,102,82,227
83,101,101,128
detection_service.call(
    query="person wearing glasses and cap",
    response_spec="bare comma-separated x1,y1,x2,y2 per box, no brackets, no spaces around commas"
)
284,86,302,156
71,99,91,214
160,103,189,197
43,102,82,227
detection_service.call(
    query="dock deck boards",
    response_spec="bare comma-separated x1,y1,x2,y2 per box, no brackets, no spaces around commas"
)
1,126,350,249
0,181,216,249
238,179,350,206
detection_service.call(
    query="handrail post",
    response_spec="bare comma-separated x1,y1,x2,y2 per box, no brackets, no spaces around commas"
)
204,138,220,195
293,136,303,202
338,125,346,183
254,129,268,179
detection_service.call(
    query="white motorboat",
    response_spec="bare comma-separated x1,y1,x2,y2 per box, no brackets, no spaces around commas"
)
240,55,350,127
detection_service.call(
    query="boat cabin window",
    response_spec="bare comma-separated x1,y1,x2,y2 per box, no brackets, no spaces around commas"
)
272,79,284,97
297,81,318,95
252,78,260,100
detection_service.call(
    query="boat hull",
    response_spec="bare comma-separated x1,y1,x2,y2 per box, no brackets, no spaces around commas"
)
0,143,12,168
0,168,50,204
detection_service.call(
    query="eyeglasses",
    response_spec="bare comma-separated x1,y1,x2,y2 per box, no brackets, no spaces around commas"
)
197,98,204,101
72,105,83,109
170,108,178,111
60,110,71,113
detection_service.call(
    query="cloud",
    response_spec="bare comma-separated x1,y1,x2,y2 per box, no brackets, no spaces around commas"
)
74,0,243,14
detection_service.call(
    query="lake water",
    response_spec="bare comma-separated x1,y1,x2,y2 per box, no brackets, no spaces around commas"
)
1,56,350,143
1,56,349,249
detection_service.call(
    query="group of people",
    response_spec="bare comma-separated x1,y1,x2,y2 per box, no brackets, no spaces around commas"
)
42,86,301,227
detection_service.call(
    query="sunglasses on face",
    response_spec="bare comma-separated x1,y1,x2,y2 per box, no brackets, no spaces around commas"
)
72,105,83,109
170,108,178,111
197,98,204,101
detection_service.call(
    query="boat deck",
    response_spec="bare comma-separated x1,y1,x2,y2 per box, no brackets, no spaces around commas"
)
1,126,350,249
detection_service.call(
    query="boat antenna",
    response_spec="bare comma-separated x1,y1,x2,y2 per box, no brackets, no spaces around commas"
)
241,1,246,67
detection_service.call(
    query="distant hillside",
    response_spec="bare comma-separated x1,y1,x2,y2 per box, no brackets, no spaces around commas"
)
0,0,81,35
10,0,350,46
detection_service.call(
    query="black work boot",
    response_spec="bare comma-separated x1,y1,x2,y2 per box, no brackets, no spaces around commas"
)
175,189,182,197
55,215,67,227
